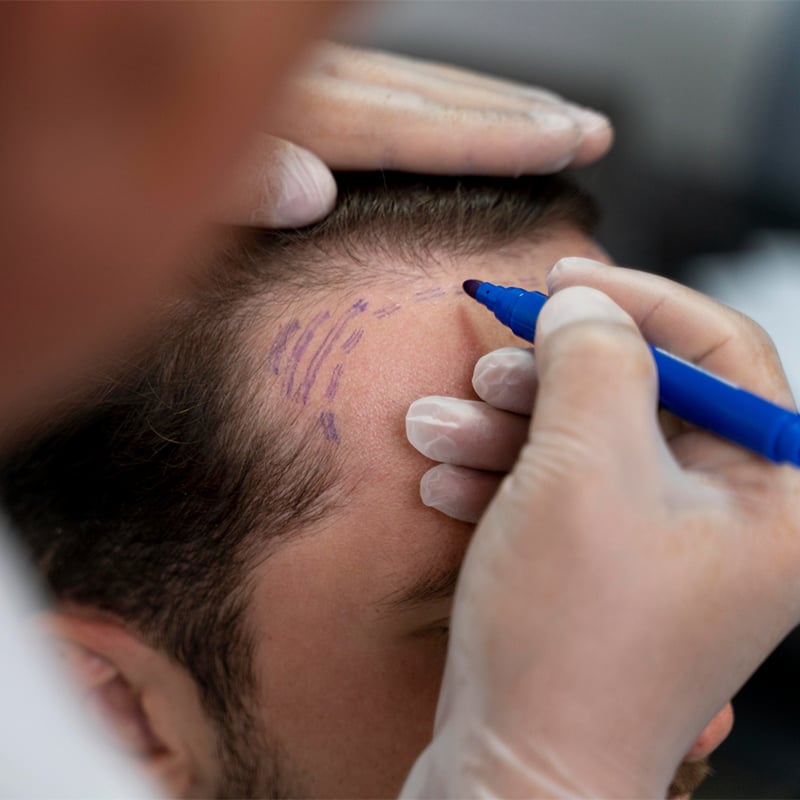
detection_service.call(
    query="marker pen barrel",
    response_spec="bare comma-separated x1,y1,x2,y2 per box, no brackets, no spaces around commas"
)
464,280,800,467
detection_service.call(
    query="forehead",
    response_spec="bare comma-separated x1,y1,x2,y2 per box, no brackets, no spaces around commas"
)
264,229,602,454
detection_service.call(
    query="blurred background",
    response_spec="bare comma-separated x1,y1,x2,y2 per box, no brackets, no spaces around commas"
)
346,2,800,797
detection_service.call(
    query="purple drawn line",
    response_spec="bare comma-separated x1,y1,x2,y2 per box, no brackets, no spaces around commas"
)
373,303,401,319
283,310,330,399
295,299,368,404
266,320,301,375
325,363,344,401
341,328,364,354
413,287,448,303
319,410,339,443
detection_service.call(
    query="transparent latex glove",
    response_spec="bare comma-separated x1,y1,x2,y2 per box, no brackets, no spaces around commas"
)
217,42,613,227
402,265,800,798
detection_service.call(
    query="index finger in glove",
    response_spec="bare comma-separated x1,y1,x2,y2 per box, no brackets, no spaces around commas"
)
215,133,336,227
472,346,538,414
406,396,529,471
269,43,612,175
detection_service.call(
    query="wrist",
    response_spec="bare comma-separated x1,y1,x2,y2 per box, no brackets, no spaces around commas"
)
400,714,669,799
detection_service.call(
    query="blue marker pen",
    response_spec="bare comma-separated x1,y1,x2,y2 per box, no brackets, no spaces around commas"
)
463,279,800,466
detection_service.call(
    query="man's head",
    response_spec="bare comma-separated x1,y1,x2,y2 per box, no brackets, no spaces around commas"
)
0,173,724,797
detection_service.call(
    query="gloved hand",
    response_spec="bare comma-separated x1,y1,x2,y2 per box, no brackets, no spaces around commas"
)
402,257,800,797
217,43,613,227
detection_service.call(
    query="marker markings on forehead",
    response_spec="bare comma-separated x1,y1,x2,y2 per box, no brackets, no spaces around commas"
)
373,303,401,319
341,328,364,354
325,363,344,402
413,286,448,303
266,320,301,375
269,278,494,447
283,310,331,399
295,300,368,405
319,410,340,443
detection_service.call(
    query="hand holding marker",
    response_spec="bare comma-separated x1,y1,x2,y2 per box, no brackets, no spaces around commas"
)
463,280,800,465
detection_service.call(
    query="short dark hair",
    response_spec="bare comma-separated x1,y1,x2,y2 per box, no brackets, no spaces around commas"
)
0,172,598,795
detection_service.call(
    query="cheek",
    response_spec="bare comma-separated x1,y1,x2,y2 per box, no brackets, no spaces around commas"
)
271,638,446,797
247,541,454,796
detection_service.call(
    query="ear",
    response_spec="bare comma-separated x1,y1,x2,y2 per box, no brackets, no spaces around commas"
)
38,610,219,798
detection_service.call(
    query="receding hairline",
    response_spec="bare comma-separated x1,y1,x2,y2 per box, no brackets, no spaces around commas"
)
209,171,599,299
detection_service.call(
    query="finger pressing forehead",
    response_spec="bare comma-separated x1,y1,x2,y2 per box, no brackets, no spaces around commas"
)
548,258,795,409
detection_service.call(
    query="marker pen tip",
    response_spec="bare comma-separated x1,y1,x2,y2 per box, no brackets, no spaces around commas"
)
462,279,481,299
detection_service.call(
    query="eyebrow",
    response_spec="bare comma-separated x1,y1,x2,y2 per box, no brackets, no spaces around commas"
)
376,563,461,614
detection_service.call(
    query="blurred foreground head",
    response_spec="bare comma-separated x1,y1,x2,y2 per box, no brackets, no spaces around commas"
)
0,2,341,441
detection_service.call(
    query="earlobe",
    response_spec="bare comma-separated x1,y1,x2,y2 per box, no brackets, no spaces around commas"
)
37,611,215,798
